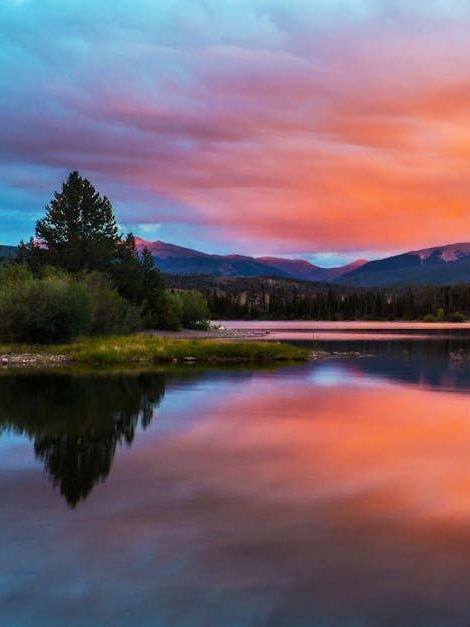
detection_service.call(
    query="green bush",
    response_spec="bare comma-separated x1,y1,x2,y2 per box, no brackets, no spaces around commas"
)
0,259,212,342
160,292,184,330
0,270,90,343
179,290,210,329
423,310,466,323
447,311,465,323
0,266,143,343
158,290,210,330
0,263,32,287
83,272,142,335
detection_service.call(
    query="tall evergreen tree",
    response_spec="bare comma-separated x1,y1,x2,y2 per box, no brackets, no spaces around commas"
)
19,171,120,273
139,247,165,327
16,171,167,329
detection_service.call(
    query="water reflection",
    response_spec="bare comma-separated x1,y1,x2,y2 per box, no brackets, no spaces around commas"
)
316,335,470,392
0,337,468,509
0,372,166,506
0,338,470,626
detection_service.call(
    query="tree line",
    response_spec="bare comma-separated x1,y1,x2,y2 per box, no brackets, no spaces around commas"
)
168,275,469,322
0,172,209,342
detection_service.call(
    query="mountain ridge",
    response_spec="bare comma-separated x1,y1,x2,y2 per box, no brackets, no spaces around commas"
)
134,237,470,284
339,242,470,286
134,237,366,282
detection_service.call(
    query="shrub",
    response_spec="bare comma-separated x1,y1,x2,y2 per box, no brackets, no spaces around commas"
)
160,292,183,330
0,263,32,287
423,310,466,323
83,272,142,335
179,290,210,329
447,311,465,323
0,272,90,343
0,267,143,343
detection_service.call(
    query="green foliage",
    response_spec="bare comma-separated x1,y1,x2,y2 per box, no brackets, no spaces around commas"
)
157,290,211,330
179,290,210,329
140,246,165,328
169,275,470,322
0,266,144,342
19,171,120,273
83,272,142,335
0,335,308,364
15,172,168,338
0,270,90,343
0,263,32,287
447,311,465,322
424,310,465,323
107,233,143,302
160,292,184,330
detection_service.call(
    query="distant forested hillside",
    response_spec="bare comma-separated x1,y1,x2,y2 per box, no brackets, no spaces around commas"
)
166,275,470,321
0,245,17,259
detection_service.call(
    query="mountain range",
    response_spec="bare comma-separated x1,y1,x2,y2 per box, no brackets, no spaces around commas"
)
134,237,367,282
135,238,470,286
1,239,468,286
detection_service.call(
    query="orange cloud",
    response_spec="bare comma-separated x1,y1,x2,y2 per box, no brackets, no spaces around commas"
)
3,1,470,252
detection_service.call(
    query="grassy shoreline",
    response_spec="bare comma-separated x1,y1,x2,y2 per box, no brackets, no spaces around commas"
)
0,335,309,366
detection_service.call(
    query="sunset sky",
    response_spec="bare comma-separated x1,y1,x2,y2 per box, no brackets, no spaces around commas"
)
1,0,470,265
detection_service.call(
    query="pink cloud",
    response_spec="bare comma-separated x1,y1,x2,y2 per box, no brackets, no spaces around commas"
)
2,1,470,252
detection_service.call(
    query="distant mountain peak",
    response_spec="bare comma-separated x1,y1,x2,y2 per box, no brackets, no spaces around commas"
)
258,257,321,271
134,238,208,259
133,238,370,282
347,259,368,268
412,242,470,264
338,242,470,286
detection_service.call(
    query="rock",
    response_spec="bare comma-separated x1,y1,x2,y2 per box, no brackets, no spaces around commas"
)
450,350,469,362
0,353,69,367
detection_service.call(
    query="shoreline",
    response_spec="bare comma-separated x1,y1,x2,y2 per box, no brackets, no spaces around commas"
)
147,320,470,342
209,320,470,330
0,335,310,367
143,320,470,344
3,320,467,367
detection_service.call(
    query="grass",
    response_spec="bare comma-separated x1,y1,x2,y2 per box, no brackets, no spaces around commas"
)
0,334,309,365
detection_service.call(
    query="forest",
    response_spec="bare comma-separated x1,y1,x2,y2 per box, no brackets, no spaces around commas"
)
166,275,470,322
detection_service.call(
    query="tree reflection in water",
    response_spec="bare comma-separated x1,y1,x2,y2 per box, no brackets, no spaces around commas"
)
0,337,468,508
0,371,167,507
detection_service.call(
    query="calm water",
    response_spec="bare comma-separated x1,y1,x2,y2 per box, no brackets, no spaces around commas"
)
1,326,470,626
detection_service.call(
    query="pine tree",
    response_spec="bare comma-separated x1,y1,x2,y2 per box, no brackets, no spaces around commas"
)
20,171,120,273
140,247,165,327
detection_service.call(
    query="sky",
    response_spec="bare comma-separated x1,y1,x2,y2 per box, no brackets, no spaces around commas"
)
1,0,470,266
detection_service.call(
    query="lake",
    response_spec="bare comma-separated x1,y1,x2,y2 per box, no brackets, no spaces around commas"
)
1,324,469,626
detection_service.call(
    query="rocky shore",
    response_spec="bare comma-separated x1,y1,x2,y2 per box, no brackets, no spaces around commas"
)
1,353,69,366
145,328,273,340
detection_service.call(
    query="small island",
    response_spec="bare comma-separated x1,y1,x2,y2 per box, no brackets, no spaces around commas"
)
0,334,309,366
